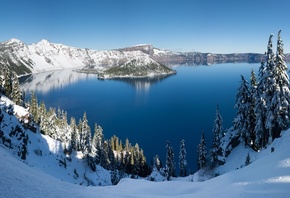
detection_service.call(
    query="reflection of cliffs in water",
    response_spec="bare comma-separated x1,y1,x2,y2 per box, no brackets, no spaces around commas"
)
112,75,175,106
20,69,93,93
20,68,174,95
112,74,174,93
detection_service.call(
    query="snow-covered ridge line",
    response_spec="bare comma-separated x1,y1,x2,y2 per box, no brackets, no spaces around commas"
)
0,38,271,76
0,38,176,76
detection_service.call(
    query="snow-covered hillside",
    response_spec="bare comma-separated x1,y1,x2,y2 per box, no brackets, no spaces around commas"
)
0,39,177,76
0,95,112,186
1,125,289,197
0,95,289,197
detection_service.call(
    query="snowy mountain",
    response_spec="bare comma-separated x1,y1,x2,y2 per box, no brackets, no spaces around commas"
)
0,39,178,76
1,38,268,76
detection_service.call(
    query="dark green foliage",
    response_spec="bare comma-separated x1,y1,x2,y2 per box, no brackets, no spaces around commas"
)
211,105,223,167
245,153,251,166
198,131,207,169
165,141,175,180
179,139,187,177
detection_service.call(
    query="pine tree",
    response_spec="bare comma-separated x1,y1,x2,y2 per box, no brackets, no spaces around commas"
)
29,91,38,121
211,105,223,166
107,140,116,170
11,73,22,105
165,141,175,180
255,60,268,149
152,155,162,171
248,70,257,146
0,68,3,94
245,153,251,166
70,117,79,151
234,75,252,144
264,34,276,144
3,67,12,97
269,30,290,139
179,139,187,177
198,131,207,169
79,112,92,156
92,124,104,161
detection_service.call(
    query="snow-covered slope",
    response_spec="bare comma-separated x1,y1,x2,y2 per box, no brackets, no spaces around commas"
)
0,39,178,76
1,129,289,197
0,95,112,186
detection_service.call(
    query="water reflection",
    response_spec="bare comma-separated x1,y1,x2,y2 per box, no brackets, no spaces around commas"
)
20,69,94,93
20,69,175,97
111,75,174,105
113,75,173,92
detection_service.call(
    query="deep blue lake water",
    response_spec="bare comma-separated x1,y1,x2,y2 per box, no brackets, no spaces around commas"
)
21,63,259,172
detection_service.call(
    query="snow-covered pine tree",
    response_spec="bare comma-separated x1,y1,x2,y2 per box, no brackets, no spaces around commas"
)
248,70,257,146
92,124,104,162
269,30,290,140
179,139,187,177
255,60,268,149
152,155,162,171
29,91,38,122
234,75,252,144
198,131,207,169
211,105,223,166
165,141,175,180
264,34,276,144
79,112,92,156
70,117,79,151
0,68,3,94
11,73,22,105
3,67,12,97
107,140,116,170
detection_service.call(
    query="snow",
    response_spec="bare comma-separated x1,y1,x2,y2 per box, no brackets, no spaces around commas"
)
1,136,290,198
1,38,179,75
1,93,290,197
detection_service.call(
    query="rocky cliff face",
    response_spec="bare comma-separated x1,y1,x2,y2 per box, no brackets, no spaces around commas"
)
0,38,288,76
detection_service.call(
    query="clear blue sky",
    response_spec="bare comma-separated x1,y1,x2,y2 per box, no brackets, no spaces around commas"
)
1,0,290,53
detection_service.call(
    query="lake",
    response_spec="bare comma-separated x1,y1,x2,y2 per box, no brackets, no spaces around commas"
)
20,63,259,173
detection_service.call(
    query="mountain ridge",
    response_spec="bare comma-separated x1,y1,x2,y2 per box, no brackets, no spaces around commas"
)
1,38,288,76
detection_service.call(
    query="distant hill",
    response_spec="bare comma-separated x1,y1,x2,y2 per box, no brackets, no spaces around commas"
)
1,38,288,76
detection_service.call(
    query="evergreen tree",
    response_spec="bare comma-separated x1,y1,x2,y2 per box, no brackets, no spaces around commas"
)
264,34,276,144
179,139,187,177
92,124,104,162
79,112,92,156
248,70,257,145
3,67,12,97
165,141,175,180
269,30,290,139
107,140,116,170
211,105,223,166
255,60,268,149
198,131,207,169
152,155,162,171
11,73,22,105
70,117,79,151
234,75,252,144
245,153,251,166
39,102,49,135
0,68,3,94
29,91,38,121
